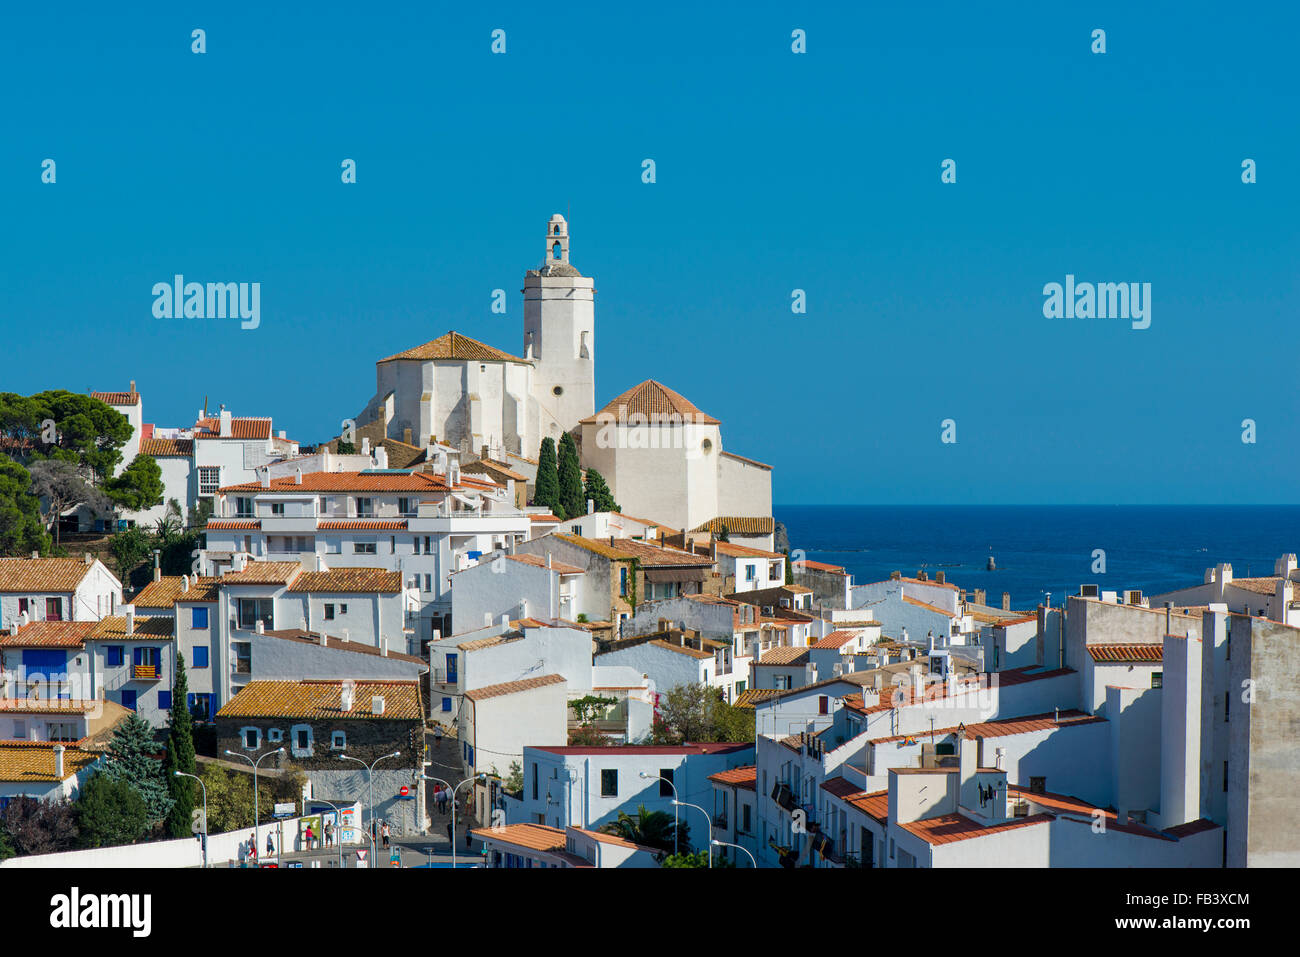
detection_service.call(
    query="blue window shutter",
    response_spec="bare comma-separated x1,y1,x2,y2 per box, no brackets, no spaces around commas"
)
159,691,171,710
107,646,123,667
187,693,195,709
441,696,451,712
132,647,144,667
121,690,137,711
193,645,209,668
192,607,209,629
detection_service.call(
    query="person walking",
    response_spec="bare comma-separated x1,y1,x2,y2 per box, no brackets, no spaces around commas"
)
305,822,315,851
324,820,333,847
266,832,275,858
436,787,447,815
381,821,390,849
248,834,257,866
445,819,453,846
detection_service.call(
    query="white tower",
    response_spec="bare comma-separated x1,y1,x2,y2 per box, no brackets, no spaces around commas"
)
523,214,595,443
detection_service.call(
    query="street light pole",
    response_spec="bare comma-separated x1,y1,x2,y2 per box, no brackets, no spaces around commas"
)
711,838,756,867
224,746,285,861
422,773,482,868
673,799,714,867
639,771,679,857
174,770,207,868
339,751,401,866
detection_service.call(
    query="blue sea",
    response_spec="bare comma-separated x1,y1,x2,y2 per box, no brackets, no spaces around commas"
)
775,506,1300,609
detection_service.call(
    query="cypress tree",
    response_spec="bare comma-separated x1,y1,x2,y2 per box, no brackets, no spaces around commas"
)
557,432,583,521
784,548,794,585
163,653,196,837
583,468,618,513
535,437,560,516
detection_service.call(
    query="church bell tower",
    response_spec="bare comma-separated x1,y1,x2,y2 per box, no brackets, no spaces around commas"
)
523,214,595,440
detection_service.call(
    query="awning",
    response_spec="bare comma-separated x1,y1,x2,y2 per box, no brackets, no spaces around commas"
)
643,567,708,584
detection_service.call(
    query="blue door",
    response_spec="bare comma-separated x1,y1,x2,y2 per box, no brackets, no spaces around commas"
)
120,690,137,711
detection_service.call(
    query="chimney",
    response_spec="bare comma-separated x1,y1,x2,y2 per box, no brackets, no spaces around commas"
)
587,498,594,515
361,437,371,456
278,430,286,440
936,571,945,584
372,695,386,715
404,428,413,446
974,588,986,606
910,664,924,700
1001,592,1011,611
341,681,355,712
84,552,93,566
153,549,161,582
609,535,615,547
259,468,270,489
294,468,303,485
129,379,136,395
30,551,38,560
54,745,65,779
255,619,264,635
219,407,232,437
381,639,388,657
374,446,389,469
499,613,510,630
181,573,190,593
125,605,135,636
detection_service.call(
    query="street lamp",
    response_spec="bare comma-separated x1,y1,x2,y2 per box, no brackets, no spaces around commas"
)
311,798,349,869
173,770,207,868
224,746,285,860
638,771,679,856
422,772,484,868
339,751,401,865
711,838,756,867
672,799,714,867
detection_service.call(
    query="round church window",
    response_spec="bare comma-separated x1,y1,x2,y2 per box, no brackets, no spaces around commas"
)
701,438,713,454
552,386,564,396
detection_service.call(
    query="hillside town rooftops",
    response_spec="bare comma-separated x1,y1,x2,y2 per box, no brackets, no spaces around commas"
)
194,417,273,440
692,516,775,536
554,535,713,567
217,561,303,586
132,576,221,607
0,557,103,593
216,679,422,720
0,742,100,783
0,621,97,647
286,569,404,593
90,389,140,406
88,616,174,641
139,437,194,456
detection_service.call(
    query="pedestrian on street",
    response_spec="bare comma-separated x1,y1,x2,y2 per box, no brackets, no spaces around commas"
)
446,820,453,845
305,823,314,851
266,833,275,858
248,834,257,865
436,787,446,815
324,820,333,847
381,822,390,848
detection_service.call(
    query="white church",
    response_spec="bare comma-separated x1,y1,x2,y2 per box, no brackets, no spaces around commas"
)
355,214,771,531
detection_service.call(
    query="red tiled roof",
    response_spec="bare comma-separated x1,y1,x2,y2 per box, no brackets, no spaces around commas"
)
708,765,757,790
820,778,889,823
0,558,99,593
579,380,720,425
898,812,1053,846
870,710,1102,745
316,520,409,530
139,437,193,457
91,390,140,406
219,471,454,494
811,630,862,650
378,331,529,365
286,569,403,593
195,417,273,440
464,674,567,702
1087,644,1163,663
798,560,846,574
0,621,96,648
532,742,753,756
207,520,261,530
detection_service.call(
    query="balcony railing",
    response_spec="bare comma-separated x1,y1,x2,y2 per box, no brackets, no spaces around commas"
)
133,665,161,681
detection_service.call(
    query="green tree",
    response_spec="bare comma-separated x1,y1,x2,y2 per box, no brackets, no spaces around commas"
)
557,432,583,520
107,526,152,583
104,454,164,512
784,548,794,585
534,437,559,515
0,796,78,856
101,713,174,825
583,468,618,513
650,683,754,744
163,653,197,837
0,454,50,556
717,524,730,543
601,805,690,854
661,849,734,868
27,458,112,547
18,390,133,481
76,772,149,847
336,439,356,454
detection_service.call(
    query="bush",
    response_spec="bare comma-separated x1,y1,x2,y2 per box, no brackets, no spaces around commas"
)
76,773,149,848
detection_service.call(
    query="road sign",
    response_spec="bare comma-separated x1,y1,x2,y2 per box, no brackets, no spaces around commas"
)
356,848,367,861
273,802,296,818
400,785,409,796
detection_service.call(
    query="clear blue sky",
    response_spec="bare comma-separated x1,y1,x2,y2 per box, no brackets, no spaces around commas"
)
3,3,1296,504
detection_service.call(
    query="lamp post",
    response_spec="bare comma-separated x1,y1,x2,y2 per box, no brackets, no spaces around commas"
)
311,798,349,869
224,745,285,860
711,838,756,867
422,773,482,868
339,751,401,865
173,770,207,868
673,799,714,867
639,771,679,856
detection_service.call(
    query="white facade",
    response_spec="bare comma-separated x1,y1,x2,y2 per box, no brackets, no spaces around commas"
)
0,557,121,630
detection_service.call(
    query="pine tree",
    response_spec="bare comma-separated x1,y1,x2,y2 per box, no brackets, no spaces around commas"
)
163,653,196,837
534,437,560,516
583,468,618,513
784,548,794,585
557,432,583,520
717,524,730,543
102,713,173,826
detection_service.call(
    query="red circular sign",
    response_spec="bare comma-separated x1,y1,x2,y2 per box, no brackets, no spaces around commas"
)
400,785,409,796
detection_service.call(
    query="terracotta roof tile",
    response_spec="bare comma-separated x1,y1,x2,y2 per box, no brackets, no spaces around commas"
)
0,742,100,782
464,674,567,702
708,765,757,790
0,621,96,647
0,558,99,593
88,616,174,641
217,561,302,586
195,417,272,440
579,380,719,425
1087,643,1163,663
206,520,262,530
90,390,139,406
756,646,809,666
820,778,890,823
219,471,455,494
316,520,408,531
217,679,422,720
470,822,567,854
692,516,775,535
505,554,586,575
132,576,221,607
139,437,193,457
286,569,403,593
811,630,863,650
648,639,713,660
898,812,1053,846
554,535,713,567
378,331,528,365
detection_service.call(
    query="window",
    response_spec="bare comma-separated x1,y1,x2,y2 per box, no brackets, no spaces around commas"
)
552,241,561,260
740,803,752,834
355,497,373,518
423,536,432,555
619,567,628,597
714,789,729,827
658,768,674,797
819,695,829,715
268,728,283,742
158,690,171,710
319,496,330,515
292,725,313,757
445,653,458,684
270,502,285,516
745,565,757,582
192,645,209,668
354,540,377,555
197,466,220,495
1225,692,1230,722
398,497,415,516
424,574,432,593
1151,671,1163,689
770,562,782,580
106,646,124,667
775,675,791,691
17,598,28,615
191,606,209,629
47,722,77,742
532,763,539,801
235,497,253,517
331,731,346,750
11,719,25,739
325,604,336,620
237,598,274,632
571,525,582,537
242,727,261,750
45,597,63,621
1223,761,1228,793
188,693,212,720
233,642,252,674
600,769,618,797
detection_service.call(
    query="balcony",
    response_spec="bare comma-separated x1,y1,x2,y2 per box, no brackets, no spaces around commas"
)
133,664,162,681
232,660,251,676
